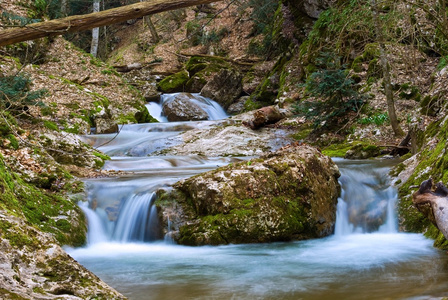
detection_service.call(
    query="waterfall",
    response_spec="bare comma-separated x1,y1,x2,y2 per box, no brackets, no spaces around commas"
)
112,192,158,242
334,159,398,236
81,180,161,244
146,93,228,122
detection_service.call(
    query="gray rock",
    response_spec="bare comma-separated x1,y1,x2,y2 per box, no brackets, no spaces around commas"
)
200,68,243,110
227,96,248,115
0,211,126,299
94,117,119,134
303,0,332,18
162,93,208,121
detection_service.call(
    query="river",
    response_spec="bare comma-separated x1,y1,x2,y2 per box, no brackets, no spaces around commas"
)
67,94,448,300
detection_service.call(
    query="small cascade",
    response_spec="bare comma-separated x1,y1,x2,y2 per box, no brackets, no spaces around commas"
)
164,216,174,244
112,192,158,242
82,181,162,244
147,93,228,121
146,102,168,122
334,159,399,235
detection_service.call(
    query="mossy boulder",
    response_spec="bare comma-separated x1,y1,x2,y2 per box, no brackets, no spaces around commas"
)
344,144,381,159
0,212,126,299
184,56,231,92
157,70,189,93
200,68,243,110
156,144,340,245
351,43,381,73
394,114,448,248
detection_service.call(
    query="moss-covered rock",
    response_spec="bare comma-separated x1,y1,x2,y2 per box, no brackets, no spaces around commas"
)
157,70,189,93
200,68,243,109
0,211,125,299
394,114,448,248
156,144,340,245
344,143,381,159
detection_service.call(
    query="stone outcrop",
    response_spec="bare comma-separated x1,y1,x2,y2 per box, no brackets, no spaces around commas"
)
200,68,243,110
161,93,208,121
302,0,332,18
0,211,126,300
156,144,340,245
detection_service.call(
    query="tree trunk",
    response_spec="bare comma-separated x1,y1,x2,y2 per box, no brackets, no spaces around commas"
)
61,0,68,16
413,179,448,240
371,0,404,137
90,0,100,57
0,0,222,47
141,0,160,43
145,16,160,43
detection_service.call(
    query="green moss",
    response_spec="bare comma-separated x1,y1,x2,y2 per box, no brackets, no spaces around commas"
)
0,288,28,300
92,151,110,161
0,154,86,247
321,143,352,158
6,134,19,150
424,224,448,250
398,83,420,100
157,70,189,93
291,128,313,141
250,56,289,106
43,120,59,131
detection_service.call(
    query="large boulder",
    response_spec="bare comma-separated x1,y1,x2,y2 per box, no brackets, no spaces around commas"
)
162,93,208,121
0,211,126,299
157,144,340,245
200,68,243,110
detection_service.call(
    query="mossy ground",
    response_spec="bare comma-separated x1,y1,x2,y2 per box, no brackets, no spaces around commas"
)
0,154,86,247
395,115,448,247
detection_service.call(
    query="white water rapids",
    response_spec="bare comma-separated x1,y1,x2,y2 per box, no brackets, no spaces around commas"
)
68,95,448,299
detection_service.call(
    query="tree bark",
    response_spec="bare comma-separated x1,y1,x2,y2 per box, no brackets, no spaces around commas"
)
144,15,160,43
413,179,448,240
371,0,404,138
90,0,101,57
0,0,222,47
141,0,160,43
61,0,69,16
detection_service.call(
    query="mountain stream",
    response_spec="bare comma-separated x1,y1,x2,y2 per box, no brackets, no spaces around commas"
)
68,94,448,300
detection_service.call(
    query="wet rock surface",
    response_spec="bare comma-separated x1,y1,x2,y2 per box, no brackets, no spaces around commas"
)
157,144,340,245
162,93,209,122
0,211,126,300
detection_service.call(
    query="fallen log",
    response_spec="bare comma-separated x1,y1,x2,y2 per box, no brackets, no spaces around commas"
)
243,105,285,130
0,0,223,47
413,178,448,239
180,52,259,66
113,62,162,72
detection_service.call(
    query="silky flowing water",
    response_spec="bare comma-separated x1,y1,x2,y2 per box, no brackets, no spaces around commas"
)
68,95,448,299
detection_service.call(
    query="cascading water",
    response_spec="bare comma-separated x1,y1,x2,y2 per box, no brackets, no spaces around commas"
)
334,158,398,235
68,96,448,300
146,93,228,122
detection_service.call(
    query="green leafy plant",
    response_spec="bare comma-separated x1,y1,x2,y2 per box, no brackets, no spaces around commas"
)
0,75,48,112
358,112,389,125
294,53,366,130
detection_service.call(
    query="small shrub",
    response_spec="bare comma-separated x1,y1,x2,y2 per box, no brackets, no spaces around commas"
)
0,75,48,112
358,112,389,125
294,53,366,130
